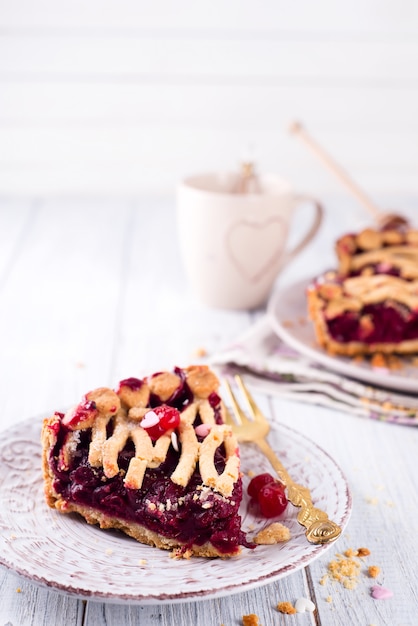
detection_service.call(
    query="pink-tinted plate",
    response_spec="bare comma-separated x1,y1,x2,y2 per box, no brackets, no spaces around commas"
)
0,415,351,604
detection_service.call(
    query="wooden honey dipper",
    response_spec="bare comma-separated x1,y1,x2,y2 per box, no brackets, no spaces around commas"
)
289,121,409,230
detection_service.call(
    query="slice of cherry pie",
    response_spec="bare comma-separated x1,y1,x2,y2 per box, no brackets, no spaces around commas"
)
42,365,249,558
307,272,418,356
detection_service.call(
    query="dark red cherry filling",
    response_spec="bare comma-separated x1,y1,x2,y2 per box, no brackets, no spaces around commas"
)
62,400,98,429
327,303,418,344
116,377,144,392
50,419,249,555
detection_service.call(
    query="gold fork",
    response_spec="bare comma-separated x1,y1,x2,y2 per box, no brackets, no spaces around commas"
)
223,375,342,545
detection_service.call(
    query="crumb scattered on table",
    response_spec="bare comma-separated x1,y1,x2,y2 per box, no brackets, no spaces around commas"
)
327,553,361,589
368,565,380,578
242,614,260,626
322,546,383,593
344,548,356,558
357,547,371,557
277,601,296,614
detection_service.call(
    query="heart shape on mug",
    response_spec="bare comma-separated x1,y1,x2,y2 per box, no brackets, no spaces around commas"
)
225,216,287,283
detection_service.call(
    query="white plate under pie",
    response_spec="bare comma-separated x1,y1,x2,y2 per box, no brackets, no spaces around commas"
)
0,415,351,604
268,276,418,394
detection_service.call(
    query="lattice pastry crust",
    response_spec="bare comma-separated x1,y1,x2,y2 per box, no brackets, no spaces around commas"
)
336,226,418,279
42,365,244,558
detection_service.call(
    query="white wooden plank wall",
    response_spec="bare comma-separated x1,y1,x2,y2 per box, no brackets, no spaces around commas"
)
1,0,418,198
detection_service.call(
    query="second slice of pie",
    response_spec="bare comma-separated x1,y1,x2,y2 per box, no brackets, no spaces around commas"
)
307,272,418,356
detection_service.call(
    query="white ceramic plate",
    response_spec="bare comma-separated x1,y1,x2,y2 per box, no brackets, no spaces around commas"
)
268,276,418,393
0,416,351,604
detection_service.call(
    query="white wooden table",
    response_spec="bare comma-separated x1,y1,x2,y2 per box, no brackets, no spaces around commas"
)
0,196,417,625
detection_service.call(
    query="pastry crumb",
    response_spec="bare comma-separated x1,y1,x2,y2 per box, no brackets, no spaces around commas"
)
277,601,296,614
368,353,403,371
344,548,356,558
326,595,333,603
370,353,387,369
323,546,381,591
327,554,361,589
16,587,22,593
193,347,207,358
242,614,260,625
105,548,113,556
282,319,294,328
387,355,403,370
254,522,291,545
138,558,147,566
170,547,193,560
368,565,380,578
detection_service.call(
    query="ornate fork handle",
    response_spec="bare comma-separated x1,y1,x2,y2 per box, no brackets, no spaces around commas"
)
255,437,341,544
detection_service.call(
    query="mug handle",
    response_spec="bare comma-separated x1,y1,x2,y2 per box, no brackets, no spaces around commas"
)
279,194,323,268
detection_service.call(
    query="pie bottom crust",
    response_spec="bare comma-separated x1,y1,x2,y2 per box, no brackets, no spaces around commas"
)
307,287,418,356
42,450,239,559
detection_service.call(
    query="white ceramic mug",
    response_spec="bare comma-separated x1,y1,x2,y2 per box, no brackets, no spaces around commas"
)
177,172,323,309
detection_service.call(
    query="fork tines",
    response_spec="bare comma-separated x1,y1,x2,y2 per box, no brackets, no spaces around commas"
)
223,375,265,425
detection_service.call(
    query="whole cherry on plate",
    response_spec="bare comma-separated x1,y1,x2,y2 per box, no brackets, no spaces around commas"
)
248,472,288,518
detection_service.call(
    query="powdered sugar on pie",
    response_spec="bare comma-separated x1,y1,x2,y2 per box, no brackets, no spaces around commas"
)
42,365,249,558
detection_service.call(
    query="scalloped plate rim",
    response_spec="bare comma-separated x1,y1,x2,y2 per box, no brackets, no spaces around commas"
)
0,415,352,604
